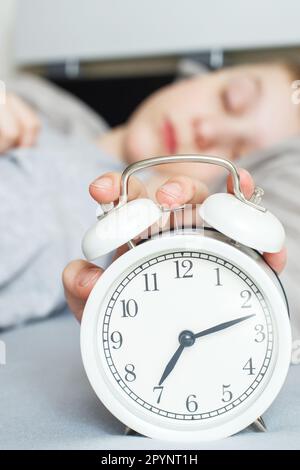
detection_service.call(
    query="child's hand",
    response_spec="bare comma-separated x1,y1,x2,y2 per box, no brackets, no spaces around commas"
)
63,170,287,322
0,93,40,153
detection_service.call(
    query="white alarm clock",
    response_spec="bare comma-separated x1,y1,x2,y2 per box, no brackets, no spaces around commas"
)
80,155,291,442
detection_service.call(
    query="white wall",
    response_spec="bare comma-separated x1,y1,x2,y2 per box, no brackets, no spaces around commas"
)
15,0,300,65
0,0,16,77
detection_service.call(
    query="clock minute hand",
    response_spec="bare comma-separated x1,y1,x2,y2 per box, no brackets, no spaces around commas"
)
193,313,256,340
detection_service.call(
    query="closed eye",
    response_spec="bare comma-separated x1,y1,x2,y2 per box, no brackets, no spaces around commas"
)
222,75,261,116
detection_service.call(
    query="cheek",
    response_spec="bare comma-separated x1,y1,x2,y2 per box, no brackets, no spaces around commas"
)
255,95,300,147
124,89,178,161
125,121,160,162
256,116,294,148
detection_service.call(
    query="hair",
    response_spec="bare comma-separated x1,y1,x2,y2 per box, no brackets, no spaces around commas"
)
282,61,300,81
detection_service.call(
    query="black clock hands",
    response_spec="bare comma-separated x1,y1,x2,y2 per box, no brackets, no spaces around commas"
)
158,314,255,386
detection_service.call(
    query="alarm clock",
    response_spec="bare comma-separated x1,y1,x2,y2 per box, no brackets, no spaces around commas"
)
80,155,291,442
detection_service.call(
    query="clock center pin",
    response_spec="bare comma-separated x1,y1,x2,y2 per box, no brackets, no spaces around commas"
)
179,330,195,347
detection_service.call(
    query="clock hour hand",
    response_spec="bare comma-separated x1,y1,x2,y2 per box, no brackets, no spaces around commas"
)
158,344,185,386
158,330,195,386
193,314,256,339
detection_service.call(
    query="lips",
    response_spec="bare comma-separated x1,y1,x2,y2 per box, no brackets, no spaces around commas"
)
162,119,177,153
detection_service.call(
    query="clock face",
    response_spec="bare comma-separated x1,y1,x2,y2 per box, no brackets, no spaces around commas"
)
97,250,276,424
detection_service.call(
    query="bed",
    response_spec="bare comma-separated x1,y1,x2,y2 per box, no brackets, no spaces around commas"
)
0,310,299,450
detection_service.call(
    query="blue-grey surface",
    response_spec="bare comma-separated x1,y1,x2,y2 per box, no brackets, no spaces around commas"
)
0,311,299,450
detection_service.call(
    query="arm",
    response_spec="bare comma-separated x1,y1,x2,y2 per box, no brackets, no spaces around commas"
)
0,127,123,329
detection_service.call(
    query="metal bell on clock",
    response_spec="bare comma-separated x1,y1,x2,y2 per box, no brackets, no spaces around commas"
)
82,198,162,260
199,189,285,253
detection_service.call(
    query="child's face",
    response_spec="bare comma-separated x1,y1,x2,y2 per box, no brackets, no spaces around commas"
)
124,63,299,163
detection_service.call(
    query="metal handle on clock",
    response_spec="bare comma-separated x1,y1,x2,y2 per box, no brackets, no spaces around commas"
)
117,155,266,212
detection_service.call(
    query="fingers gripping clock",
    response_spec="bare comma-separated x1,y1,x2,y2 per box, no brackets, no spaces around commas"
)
80,155,291,442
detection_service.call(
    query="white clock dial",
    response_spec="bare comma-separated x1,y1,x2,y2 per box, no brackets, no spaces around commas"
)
98,250,275,423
